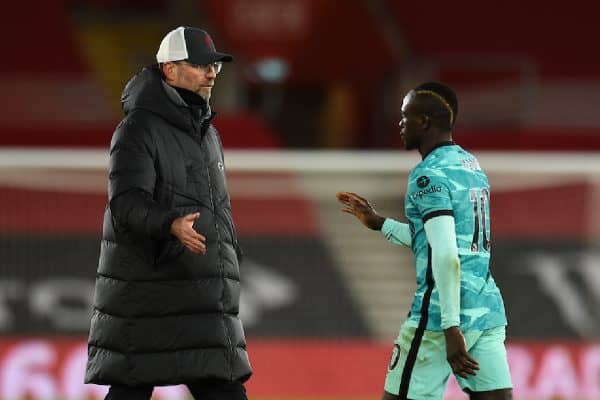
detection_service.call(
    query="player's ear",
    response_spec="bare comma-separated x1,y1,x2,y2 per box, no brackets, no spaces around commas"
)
419,114,431,130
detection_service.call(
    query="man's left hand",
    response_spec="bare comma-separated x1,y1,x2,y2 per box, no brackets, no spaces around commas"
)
444,326,479,379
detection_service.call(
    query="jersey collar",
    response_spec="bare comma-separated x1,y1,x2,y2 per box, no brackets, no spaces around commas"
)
422,140,455,160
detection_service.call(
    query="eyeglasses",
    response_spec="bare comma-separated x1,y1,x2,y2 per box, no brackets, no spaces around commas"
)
178,61,223,74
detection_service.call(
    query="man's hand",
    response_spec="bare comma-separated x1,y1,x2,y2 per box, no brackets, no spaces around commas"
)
444,326,479,379
336,192,386,230
170,213,206,254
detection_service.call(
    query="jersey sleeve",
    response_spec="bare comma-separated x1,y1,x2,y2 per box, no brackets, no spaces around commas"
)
406,169,453,222
424,215,461,329
381,218,412,246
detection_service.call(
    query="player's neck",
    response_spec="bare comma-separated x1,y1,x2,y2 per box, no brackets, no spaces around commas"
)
418,131,453,159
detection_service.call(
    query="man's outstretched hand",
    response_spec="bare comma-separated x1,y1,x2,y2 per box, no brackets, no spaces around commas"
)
170,212,206,254
336,192,386,230
444,326,480,379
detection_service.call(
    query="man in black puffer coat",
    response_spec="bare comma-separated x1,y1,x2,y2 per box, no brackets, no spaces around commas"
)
85,26,252,400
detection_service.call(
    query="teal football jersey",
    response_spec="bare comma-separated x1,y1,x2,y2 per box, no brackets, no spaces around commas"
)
404,142,507,332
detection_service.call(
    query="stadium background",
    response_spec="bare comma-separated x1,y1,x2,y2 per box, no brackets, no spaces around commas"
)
1,0,599,399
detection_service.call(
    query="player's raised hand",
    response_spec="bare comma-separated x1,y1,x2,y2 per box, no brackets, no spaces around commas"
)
444,326,480,379
336,192,386,230
170,212,207,254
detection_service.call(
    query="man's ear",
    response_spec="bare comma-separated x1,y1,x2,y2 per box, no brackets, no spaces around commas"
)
162,62,176,82
419,114,431,130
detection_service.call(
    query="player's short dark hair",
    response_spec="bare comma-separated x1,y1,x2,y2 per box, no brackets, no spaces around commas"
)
413,82,459,130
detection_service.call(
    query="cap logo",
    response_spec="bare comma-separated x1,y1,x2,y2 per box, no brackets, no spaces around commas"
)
204,34,213,49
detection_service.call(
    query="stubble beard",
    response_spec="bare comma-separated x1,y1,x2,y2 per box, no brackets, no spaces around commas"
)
198,87,212,101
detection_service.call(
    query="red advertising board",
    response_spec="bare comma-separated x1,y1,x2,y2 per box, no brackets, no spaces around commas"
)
0,338,598,399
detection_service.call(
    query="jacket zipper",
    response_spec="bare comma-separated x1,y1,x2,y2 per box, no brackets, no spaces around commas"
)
202,136,234,380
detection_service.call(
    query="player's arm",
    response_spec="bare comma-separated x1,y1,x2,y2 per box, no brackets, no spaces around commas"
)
336,192,411,247
381,218,411,247
423,213,460,328
423,213,479,378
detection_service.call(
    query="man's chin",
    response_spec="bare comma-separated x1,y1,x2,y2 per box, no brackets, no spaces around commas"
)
404,141,417,151
400,137,412,150
198,88,212,101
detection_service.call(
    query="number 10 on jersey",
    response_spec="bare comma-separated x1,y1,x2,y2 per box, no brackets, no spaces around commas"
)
470,188,491,252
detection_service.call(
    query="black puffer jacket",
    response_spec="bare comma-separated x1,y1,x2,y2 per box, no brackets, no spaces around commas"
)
85,65,252,386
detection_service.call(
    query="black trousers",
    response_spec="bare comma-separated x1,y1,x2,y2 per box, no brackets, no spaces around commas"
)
104,379,248,400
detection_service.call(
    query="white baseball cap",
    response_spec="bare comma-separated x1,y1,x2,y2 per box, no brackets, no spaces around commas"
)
156,26,233,64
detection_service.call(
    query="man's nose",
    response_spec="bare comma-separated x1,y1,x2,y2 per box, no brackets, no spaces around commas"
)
206,68,217,79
